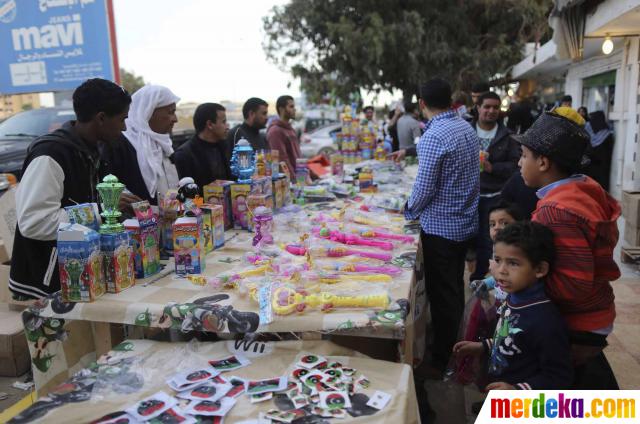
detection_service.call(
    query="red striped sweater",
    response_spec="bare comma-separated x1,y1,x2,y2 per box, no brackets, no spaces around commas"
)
532,177,620,332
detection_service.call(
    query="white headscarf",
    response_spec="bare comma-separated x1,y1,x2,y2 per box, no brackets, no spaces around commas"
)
123,85,180,197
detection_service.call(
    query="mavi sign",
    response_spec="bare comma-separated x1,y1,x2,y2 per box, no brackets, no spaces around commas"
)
0,0,118,94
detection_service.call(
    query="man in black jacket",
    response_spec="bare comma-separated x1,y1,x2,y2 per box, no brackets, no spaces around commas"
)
226,97,269,151
173,103,232,190
470,91,521,282
9,79,132,299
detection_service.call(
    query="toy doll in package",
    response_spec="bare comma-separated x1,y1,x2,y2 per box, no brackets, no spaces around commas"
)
101,231,136,293
173,216,206,275
231,183,252,230
57,223,105,302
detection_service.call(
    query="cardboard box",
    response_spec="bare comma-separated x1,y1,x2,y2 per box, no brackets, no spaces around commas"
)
58,223,105,302
0,303,30,377
127,201,161,279
624,221,640,247
159,189,181,254
201,204,225,250
203,180,234,230
622,191,640,228
173,216,206,275
231,183,252,230
101,232,135,294
0,187,17,257
64,203,101,232
251,176,273,196
199,205,215,254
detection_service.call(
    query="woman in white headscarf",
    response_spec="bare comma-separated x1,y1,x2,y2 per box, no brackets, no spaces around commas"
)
103,85,180,205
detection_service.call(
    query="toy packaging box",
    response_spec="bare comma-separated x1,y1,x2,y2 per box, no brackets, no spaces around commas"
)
251,176,273,196
64,203,101,232
101,231,136,293
200,204,225,251
57,223,105,302
203,180,234,230
159,189,181,254
272,175,287,210
247,194,274,231
359,172,376,193
199,205,215,254
173,216,206,275
132,201,160,278
231,183,252,230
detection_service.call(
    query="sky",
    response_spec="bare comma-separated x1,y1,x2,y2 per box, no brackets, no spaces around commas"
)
112,0,300,104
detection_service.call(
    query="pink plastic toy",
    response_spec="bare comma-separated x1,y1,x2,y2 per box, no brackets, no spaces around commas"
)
358,229,414,244
313,228,394,250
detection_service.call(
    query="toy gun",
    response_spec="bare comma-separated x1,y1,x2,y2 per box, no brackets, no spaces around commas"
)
316,261,402,276
272,286,390,315
302,271,392,284
357,229,414,244
188,264,272,289
313,227,394,251
285,244,392,262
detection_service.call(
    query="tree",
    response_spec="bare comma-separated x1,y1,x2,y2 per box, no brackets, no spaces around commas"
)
120,68,146,94
263,0,552,103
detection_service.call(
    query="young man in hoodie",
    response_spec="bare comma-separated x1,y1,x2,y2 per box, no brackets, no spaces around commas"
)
9,78,132,299
516,109,621,389
267,95,301,180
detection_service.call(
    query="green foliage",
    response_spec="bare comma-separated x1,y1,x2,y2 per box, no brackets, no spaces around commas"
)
120,68,146,94
263,0,552,102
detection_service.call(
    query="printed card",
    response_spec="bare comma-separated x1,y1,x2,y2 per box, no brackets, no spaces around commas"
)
208,355,251,372
355,375,371,391
125,391,177,421
296,354,327,370
290,367,310,382
319,390,352,410
176,382,232,403
245,376,288,395
167,367,220,391
184,397,236,417
148,407,196,424
250,391,273,403
225,376,246,398
366,390,392,410
92,412,139,424
264,409,306,423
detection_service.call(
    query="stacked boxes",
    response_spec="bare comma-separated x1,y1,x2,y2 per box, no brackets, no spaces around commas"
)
124,201,161,279
622,191,640,246
57,223,105,302
203,180,234,230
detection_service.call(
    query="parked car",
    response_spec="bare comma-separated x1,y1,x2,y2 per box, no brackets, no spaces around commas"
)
0,107,75,177
0,108,196,179
300,123,341,158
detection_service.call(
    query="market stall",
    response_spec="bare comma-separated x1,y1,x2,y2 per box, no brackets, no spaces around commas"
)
9,339,420,423
20,154,423,401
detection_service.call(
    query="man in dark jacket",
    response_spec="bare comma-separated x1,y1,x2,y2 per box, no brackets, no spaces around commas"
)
9,79,132,299
174,103,232,190
226,97,269,151
470,91,521,282
267,95,301,180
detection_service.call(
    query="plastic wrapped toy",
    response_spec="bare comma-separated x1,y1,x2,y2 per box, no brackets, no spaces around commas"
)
271,286,390,315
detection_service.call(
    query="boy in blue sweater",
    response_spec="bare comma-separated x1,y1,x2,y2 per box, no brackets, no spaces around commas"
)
454,221,572,390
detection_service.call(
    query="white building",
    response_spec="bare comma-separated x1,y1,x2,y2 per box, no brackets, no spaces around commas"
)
512,0,640,199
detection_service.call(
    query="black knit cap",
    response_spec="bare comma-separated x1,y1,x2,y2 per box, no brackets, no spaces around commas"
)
513,111,590,171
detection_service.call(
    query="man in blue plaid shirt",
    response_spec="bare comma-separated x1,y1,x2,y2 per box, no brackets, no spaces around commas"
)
404,79,480,376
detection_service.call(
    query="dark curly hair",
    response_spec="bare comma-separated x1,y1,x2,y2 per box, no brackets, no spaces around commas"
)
494,221,555,268
73,78,131,122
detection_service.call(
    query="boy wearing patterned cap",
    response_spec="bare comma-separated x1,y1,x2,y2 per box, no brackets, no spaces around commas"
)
515,108,621,389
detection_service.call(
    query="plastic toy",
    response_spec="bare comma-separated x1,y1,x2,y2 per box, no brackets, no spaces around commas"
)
313,228,394,251
271,286,389,315
285,244,392,262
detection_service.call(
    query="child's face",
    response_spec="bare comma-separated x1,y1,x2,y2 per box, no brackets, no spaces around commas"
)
489,209,516,241
518,145,545,189
491,242,548,294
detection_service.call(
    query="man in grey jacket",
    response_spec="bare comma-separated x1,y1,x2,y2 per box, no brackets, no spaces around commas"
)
396,102,422,150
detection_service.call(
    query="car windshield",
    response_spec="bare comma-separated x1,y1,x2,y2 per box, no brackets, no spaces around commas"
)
0,109,75,138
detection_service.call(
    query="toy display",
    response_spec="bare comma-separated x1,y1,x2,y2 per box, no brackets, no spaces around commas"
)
252,206,273,247
231,183,252,230
159,189,181,254
57,223,105,302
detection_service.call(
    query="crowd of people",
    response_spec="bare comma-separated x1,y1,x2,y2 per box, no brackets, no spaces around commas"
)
7,76,622,418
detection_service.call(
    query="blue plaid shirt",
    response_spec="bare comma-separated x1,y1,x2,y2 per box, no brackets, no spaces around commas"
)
404,110,480,241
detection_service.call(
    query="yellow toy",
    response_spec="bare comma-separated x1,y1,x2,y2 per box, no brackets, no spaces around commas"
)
272,286,389,315
187,264,272,289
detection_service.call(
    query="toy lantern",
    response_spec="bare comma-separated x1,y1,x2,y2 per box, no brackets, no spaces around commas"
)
231,137,255,183
97,174,125,234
